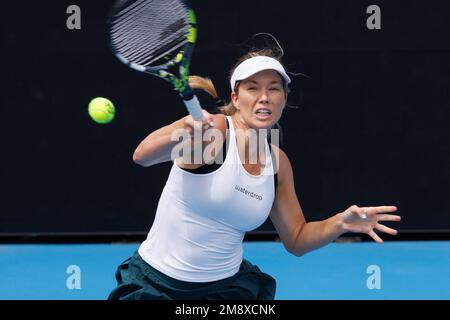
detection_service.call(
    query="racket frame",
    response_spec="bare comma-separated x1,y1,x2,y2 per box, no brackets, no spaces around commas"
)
108,1,204,120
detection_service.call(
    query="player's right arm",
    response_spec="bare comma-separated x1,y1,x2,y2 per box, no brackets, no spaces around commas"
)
133,112,226,167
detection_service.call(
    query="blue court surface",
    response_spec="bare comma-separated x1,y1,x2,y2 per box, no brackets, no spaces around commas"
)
0,241,449,300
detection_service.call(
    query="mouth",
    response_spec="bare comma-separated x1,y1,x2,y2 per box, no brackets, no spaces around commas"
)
254,108,272,120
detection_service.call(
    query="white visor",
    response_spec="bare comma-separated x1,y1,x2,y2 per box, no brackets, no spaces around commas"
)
230,56,291,91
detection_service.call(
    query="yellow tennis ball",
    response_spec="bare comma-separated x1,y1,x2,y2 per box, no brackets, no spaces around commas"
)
88,97,115,124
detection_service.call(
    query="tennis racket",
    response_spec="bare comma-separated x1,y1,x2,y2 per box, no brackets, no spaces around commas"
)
107,0,204,120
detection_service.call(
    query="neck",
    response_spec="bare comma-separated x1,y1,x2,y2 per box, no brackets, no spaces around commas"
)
231,114,268,165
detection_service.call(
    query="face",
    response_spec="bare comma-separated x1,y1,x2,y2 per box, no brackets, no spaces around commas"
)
231,69,287,130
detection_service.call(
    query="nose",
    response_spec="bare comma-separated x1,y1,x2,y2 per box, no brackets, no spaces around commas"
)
258,90,269,104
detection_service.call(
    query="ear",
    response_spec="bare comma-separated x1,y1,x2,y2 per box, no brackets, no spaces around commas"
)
231,91,239,110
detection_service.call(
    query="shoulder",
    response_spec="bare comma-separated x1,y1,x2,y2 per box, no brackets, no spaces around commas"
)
269,144,290,169
269,144,293,186
211,113,227,138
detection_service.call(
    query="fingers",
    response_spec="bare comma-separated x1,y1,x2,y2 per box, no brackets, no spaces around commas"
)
376,214,402,222
346,205,400,243
375,223,398,235
202,122,212,131
369,223,399,243
368,230,383,244
202,109,215,127
351,205,401,220
365,206,398,215
185,110,215,133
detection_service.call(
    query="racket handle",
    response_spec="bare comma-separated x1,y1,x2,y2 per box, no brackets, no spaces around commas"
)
183,94,204,121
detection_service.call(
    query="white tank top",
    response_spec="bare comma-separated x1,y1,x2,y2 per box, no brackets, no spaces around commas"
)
138,116,275,282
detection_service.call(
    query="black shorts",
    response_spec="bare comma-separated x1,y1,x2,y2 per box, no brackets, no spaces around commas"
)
108,251,276,300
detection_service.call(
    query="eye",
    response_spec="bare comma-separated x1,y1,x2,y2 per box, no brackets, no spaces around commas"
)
247,87,257,91
269,87,281,91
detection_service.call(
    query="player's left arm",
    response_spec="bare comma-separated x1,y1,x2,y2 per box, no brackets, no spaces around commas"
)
269,148,401,257
269,148,341,257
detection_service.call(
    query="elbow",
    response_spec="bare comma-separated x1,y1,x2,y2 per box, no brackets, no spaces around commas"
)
132,147,148,167
286,245,305,258
291,251,305,258
285,230,306,257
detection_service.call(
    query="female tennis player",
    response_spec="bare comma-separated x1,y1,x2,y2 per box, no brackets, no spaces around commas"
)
108,48,401,300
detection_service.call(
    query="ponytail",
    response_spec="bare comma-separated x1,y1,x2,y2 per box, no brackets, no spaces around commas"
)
189,76,236,115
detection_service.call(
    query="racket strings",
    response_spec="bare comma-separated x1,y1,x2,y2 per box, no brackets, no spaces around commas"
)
110,0,190,66
112,15,187,65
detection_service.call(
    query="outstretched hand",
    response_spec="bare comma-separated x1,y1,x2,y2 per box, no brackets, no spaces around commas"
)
339,205,401,243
